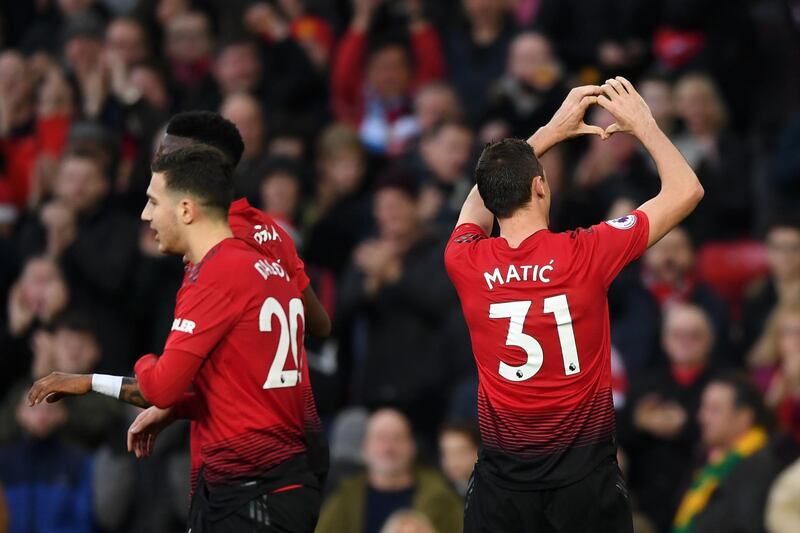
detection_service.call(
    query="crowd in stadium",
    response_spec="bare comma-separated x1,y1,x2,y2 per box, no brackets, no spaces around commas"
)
0,0,799,532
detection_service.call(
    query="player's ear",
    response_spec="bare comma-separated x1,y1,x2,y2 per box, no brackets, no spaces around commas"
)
533,175,546,199
178,198,194,224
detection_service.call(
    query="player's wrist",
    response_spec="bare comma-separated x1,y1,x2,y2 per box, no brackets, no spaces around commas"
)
632,117,659,141
91,374,123,399
528,124,559,157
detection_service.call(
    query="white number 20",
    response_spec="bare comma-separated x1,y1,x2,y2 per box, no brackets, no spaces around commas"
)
260,297,305,389
489,294,580,382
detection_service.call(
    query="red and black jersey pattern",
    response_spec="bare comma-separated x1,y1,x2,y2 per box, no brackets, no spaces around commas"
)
193,426,307,488
477,387,617,489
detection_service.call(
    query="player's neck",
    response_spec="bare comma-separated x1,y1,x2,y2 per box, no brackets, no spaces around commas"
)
184,221,234,264
368,470,414,492
498,210,548,249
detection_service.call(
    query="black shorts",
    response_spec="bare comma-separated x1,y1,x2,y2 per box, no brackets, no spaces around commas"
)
187,483,321,533
464,457,633,533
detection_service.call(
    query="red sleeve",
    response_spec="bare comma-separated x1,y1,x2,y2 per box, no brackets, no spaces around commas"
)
410,26,445,89
134,350,204,408
583,210,650,288
444,223,488,276
173,392,204,420
331,28,366,124
163,284,240,357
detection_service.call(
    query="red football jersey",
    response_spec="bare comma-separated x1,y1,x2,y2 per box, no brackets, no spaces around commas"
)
164,238,315,487
227,198,310,292
444,211,650,488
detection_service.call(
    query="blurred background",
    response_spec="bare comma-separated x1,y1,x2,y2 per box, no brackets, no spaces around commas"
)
0,0,799,532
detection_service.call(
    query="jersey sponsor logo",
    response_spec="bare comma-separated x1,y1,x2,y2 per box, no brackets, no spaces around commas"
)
483,260,555,290
171,318,196,334
253,224,281,245
604,214,637,230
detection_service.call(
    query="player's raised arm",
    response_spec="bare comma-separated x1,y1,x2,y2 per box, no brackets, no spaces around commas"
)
527,85,606,157
598,76,704,247
455,184,494,235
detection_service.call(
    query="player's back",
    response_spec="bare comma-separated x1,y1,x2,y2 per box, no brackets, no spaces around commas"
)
170,237,312,487
227,198,310,291
444,212,650,489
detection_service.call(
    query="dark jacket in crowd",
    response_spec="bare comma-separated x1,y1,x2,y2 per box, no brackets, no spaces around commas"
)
618,365,714,532
16,203,140,373
337,232,458,433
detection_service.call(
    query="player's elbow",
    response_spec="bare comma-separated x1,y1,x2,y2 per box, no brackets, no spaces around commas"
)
688,181,705,207
139,385,182,409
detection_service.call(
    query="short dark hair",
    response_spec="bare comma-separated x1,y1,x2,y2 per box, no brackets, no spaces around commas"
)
475,138,544,219
165,111,245,166
151,145,234,218
709,372,772,430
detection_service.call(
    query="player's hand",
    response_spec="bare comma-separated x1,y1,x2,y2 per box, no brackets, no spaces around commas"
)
28,372,91,406
127,406,175,458
596,76,657,138
545,85,606,141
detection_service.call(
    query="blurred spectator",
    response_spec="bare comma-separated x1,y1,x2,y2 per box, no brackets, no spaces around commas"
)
380,509,437,533
129,61,170,113
242,2,329,125
672,73,754,244
767,114,800,220
316,408,463,533
743,219,800,355
750,303,800,443
618,304,715,532
0,391,93,533
305,122,372,279
331,0,445,155
245,0,335,72
337,171,459,433
642,226,732,363
105,17,151,68
0,312,127,452
482,32,567,139
1,257,69,392
438,421,478,498
221,92,268,206
443,0,515,125
388,82,466,156
0,50,71,210
644,0,754,131
164,10,216,110
672,373,794,533
559,106,660,230
258,156,305,242
638,73,678,139
534,0,643,81
766,455,800,533
16,150,139,373
326,407,369,496
411,119,474,227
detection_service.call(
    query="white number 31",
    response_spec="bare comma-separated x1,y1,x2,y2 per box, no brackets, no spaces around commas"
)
489,294,580,382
